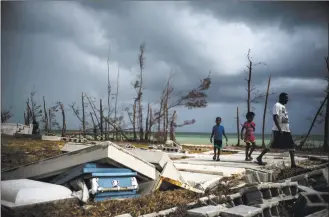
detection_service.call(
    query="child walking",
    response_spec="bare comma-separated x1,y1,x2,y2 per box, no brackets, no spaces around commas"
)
210,117,228,161
241,112,256,161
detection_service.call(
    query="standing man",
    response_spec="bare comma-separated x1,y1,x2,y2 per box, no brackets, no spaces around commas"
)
255,92,297,168
210,117,228,161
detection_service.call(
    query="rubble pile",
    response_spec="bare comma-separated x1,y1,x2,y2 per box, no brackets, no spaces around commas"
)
1,137,328,217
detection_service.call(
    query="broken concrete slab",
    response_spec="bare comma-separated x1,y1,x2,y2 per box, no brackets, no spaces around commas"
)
1,179,75,208
174,163,224,176
1,123,33,136
221,205,263,217
154,160,203,193
187,204,228,217
180,171,223,191
41,135,62,141
174,162,245,177
128,149,171,172
1,142,157,182
60,142,93,152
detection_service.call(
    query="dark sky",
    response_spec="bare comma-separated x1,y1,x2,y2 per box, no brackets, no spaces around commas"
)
1,1,328,134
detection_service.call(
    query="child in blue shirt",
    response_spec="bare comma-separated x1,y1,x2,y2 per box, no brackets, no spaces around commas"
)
210,117,228,161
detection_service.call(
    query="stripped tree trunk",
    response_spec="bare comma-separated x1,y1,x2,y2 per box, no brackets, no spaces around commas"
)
300,97,327,148
100,99,103,140
237,107,240,146
59,103,66,137
133,102,137,140
43,96,48,133
82,92,86,136
262,76,271,148
145,103,150,140
247,59,252,113
48,108,52,132
149,106,153,141
170,110,177,141
323,56,329,152
90,112,97,140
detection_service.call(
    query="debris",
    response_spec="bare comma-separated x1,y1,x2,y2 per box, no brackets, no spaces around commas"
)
1,179,75,208
41,135,61,141
60,142,93,152
1,142,157,182
1,123,33,136
291,192,329,217
220,205,263,217
154,160,203,193
187,204,228,217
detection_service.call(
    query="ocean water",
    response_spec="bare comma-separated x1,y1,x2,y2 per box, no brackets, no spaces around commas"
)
51,130,323,147
175,132,324,147
175,132,271,146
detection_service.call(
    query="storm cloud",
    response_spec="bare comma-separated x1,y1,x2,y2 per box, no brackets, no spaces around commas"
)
1,1,328,134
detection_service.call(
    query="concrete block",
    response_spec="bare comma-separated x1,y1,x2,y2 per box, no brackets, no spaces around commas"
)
227,193,243,206
305,209,328,217
297,185,318,193
221,205,263,217
245,174,258,184
268,183,281,197
187,204,228,217
292,192,329,217
308,168,329,192
1,179,74,208
245,169,273,183
255,201,280,217
1,142,157,182
291,174,309,186
242,187,263,206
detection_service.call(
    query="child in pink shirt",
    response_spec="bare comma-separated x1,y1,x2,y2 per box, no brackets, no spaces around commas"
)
241,112,256,161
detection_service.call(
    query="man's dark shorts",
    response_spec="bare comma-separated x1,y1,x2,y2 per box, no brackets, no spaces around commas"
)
270,131,295,150
214,140,223,149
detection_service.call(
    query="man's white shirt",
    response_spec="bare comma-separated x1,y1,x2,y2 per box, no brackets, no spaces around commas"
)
272,102,290,132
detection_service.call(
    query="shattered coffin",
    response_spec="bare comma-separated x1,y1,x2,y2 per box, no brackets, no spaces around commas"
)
52,163,139,201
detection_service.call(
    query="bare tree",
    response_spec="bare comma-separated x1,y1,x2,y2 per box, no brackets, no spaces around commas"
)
81,92,86,136
114,66,120,140
132,102,137,139
58,102,66,137
323,56,329,152
1,108,13,123
300,97,328,148
107,45,111,140
151,71,212,142
137,43,146,140
145,103,150,140
236,107,240,146
42,96,49,133
245,49,267,112
262,76,272,148
48,104,60,133
100,99,104,140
